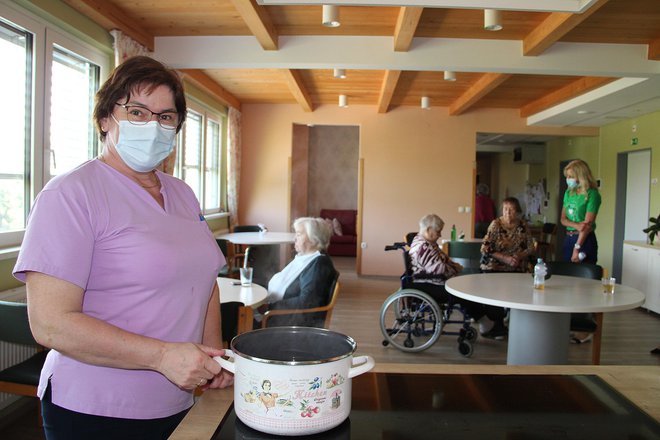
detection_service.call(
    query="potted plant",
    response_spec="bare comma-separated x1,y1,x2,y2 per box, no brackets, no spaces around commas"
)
643,214,660,245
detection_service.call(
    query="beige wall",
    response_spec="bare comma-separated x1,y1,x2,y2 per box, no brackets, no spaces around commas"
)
239,104,597,276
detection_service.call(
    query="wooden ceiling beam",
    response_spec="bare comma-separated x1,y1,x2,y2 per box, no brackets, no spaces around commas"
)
230,0,279,50
649,38,660,61
449,73,511,116
520,76,616,117
523,0,610,56
62,0,154,50
282,69,313,112
377,70,401,114
179,69,242,110
393,7,424,52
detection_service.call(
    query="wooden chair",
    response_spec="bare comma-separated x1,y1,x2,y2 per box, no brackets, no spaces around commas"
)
261,279,340,329
535,223,557,261
0,301,48,421
546,261,604,365
231,225,262,270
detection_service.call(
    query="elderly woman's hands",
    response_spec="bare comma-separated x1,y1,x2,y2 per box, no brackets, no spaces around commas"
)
157,342,233,390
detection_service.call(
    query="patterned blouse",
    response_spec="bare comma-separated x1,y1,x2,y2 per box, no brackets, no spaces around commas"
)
409,234,460,285
480,217,535,272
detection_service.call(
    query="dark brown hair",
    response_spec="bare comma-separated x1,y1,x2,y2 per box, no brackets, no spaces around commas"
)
93,56,187,141
502,197,522,214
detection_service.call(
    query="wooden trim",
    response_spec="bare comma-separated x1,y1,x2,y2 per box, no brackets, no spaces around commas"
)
449,73,511,116
63,0,154,50
356,158,364,275
230,0,279,50
180,70,242,110
282,69,314,112
520,76,615,117
393,7,423,52
649,38,660,61
523,0,610,56
377,70,401,114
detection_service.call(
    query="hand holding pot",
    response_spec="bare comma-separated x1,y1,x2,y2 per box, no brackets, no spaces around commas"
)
157,342,228,390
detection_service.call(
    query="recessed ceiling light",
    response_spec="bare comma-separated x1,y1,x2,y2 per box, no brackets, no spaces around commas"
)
577,110,594,114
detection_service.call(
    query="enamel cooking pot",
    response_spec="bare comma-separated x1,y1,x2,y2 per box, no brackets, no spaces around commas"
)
215,326,374,436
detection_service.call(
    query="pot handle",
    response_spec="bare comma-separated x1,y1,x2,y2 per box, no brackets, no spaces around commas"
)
213,350,235,374
348,355,375,379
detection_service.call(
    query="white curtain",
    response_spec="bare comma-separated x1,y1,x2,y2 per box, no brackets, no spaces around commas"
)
227,107,242,228
109,29,152,65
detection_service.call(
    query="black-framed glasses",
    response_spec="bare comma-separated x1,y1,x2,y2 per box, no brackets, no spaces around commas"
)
115,103,178,130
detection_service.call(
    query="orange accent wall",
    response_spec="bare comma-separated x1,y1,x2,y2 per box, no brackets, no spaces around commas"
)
239,104,597,276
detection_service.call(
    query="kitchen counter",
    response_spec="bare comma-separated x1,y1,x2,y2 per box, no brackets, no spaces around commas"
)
169,364,660,439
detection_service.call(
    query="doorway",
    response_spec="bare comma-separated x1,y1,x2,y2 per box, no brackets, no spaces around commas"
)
612,149,651,280
290,124,361,270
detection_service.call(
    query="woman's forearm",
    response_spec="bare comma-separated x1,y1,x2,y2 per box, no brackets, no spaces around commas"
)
203,283,222,348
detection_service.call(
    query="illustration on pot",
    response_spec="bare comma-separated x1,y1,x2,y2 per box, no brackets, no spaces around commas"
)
299,399,320,418
325,373,345,388
331,390,342,409
309,376,321,390
240,378,292,415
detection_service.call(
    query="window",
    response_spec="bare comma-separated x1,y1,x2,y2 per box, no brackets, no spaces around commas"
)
0,4,108,247
175,101,226,215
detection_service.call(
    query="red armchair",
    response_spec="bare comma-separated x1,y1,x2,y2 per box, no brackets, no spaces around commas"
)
320,209,357,256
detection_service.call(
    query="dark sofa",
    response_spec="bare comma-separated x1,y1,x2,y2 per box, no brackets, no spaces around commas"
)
320,209,357,257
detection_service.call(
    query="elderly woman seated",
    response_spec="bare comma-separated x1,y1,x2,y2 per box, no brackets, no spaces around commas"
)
409,214,507,339
254,217,339,327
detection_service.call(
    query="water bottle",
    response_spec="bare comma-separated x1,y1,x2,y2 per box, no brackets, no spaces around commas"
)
451,224,457,241
533,258,547,290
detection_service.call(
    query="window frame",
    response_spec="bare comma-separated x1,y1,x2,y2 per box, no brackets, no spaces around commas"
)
176,98,227,217
0,3,110,249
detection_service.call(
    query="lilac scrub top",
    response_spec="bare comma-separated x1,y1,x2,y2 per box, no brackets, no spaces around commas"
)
13,159,225,419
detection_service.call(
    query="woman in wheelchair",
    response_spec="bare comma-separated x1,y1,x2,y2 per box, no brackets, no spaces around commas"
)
409,214,507,339
254,217,338,327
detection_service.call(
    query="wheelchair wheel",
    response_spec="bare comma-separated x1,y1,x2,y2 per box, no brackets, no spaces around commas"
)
380,289,443,353
464,326,478,343
458,340,474,357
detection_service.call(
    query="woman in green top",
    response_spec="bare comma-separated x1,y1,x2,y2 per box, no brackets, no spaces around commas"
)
560,159,601,263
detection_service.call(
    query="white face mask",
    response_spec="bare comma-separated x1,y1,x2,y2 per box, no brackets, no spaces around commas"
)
111,118,176,172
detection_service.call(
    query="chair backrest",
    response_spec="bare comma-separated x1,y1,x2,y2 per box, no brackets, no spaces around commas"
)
233,225,261,233
0,301,37,346
405,232,416,246
546,261,603,280
447,241,482,274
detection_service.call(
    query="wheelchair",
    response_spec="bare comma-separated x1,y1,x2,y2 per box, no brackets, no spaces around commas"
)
380,241,478,356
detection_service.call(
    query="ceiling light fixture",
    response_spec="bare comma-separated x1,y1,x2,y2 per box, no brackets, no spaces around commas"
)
444,71,456,81
484,9,502,31
421,96,430,110
322,5,340,27
338,94,348,108
333,68,346,79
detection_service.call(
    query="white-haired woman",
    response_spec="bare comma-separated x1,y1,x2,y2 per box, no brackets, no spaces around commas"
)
409,214,506,339
255,217,338,327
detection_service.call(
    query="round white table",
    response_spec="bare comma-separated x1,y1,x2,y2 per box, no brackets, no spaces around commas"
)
445,273,645,365
216,232,295,287
217,277,268,334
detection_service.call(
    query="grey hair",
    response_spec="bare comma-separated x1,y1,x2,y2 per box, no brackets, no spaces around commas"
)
419,214,445,233
293,217,332,251
477,183,490,195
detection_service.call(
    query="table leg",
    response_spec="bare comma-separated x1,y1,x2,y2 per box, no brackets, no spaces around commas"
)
507,309,570,365
237,306,254,334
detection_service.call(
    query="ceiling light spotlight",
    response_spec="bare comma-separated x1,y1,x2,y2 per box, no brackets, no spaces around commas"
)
421,96,431,110
322,5,340,27
444,71,456,81
484,9,502,31
338,94,348,108
333,68,346,79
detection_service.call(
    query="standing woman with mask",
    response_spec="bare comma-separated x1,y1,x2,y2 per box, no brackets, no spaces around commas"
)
13,56,232,440
560,159,602,263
